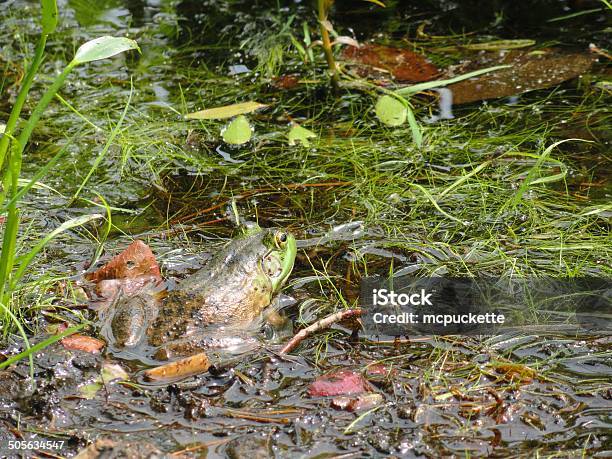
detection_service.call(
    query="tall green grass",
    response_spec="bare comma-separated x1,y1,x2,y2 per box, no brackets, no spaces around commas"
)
0,0,138,345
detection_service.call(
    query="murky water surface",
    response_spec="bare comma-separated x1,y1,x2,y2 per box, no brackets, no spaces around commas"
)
0,0,610,457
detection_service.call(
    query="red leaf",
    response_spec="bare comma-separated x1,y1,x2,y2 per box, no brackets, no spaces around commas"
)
61,334,105,353
342,44,439,82
308,370,373,397
87,240,161,283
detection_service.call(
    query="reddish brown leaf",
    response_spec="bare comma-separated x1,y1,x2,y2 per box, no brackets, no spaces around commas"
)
308,370,373,397
87,240,161,283
342,44,439,82
272,74,300,90
447,49,595,104
61,334,105,353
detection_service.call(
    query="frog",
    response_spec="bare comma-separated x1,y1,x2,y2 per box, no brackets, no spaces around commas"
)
100,226,297,361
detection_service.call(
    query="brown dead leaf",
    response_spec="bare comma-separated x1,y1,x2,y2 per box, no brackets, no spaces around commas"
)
143,352,211,382
447,49,595,104
61,334,105,353
86,240,161,283
342,44,439,82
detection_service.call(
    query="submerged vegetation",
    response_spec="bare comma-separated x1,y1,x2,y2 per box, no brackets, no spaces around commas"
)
0,0,610,456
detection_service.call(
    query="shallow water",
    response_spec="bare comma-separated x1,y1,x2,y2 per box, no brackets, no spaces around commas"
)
0,0,610,457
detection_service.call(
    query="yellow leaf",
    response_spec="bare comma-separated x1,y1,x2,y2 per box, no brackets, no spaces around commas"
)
186,101,268,120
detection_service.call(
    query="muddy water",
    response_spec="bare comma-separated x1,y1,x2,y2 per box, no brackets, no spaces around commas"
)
0,0,611,457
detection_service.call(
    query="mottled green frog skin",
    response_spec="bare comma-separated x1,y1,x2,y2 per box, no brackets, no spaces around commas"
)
105,227,296,359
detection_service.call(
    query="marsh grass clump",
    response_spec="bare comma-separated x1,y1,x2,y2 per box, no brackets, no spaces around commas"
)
0,1,138,364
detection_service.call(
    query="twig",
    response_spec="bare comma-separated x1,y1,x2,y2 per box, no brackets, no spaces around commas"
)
279,308,362,354
318,0,340,90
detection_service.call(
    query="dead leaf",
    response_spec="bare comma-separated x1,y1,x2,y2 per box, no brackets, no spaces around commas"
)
272,74,300,90
447,49,595,104
185,101,267,120
143,351,211,382
86,240,161,283
342,44,439,82
61,334,105,353
308,370,373,397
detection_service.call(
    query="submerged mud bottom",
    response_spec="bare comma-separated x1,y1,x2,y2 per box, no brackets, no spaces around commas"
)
0,332,609,457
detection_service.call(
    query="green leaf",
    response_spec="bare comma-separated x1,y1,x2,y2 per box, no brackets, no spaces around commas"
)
222,115,252,145
405,105,422,147
79,382,102,399
41,0,58,35
375,95,407,126
101,363,129,384
186,102,268,120
288,124,317,146
73,36,140,65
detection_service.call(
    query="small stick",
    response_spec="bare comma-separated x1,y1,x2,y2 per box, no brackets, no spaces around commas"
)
279,308,362,354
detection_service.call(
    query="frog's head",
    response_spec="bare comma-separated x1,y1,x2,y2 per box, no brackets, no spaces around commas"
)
256,228,297,293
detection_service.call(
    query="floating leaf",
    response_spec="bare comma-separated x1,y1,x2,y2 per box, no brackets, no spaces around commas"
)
79,382,102,399
186,102,267,120
288,124,317,146
73,36,140,65
144,352,211,382
222,115,252,145
343,44,438,82
375,95,407,127
86,240,161,283
101,363,129,384
41,0,58,35
61,334,105,353
445,50,595,104
308,370,373,397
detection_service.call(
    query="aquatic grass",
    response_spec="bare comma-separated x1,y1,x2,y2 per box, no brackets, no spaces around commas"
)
0,0,138,348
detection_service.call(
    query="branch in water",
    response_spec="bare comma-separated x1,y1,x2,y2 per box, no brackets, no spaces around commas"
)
279,308,362,355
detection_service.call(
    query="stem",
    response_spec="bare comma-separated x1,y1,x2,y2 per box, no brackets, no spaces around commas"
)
317,0,339,90
15,63,76,157
0,63,75,305
0,35,47,173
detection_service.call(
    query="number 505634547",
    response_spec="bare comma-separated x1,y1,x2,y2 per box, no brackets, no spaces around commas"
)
7,440,65,450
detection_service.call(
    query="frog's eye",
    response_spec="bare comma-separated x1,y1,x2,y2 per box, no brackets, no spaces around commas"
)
274,231,288,248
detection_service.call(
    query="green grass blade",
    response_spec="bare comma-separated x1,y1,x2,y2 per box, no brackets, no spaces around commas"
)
405,104,422,147
395,65,511,95
0,36,47,172
1,143,68,212
506,139,588,209
10,214,103,290
411,183,467,226
71,79,133,200
0,301,34,378
0,323,86,372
